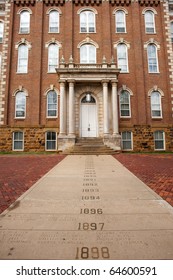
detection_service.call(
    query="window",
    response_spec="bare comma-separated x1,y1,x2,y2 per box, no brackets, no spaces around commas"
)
47,90,57,117
0,53,2,76
170,22,173,43
80,44,96,63
119,90,131,117
145,11,155,33
80,11,95,33
154,131,165,150
17,44,29,73
121,131,132,150
147,44,159,73
48,44,59,72
117,43,128,72
46,131,57,150
115,10,126,33
19,11,30,33
49,10,59,33
15,91,26,118
151,91,162,118
0,21,4,43
13,131,24,151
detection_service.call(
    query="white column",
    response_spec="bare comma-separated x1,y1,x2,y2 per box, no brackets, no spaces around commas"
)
59,80,66,135
68,80,75,136
112,80,119,135
102,80,109,135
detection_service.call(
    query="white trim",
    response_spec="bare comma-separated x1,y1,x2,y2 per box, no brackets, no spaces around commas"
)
46,7,62,15
154,131,165,151
77,7,98,15
17,7,32,15
12,131,24,151
46,89,58,119
45,131,57,151
121,131,133,151
77,37,99,49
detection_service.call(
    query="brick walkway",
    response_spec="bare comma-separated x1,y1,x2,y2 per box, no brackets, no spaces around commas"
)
114,153,173,207
0,153,173,214
0,154,65,214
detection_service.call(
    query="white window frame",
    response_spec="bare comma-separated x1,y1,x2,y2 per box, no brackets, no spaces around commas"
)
0,21,4,43
15,91,26,119
17,44,29,73
48,43,59,73
121,131,133,150
49,10,59,33
170,21,173,43
80,44,96,64
47,90,58,118
154,131,165,151
115,10,126,33
145,10,156,34
117,43,129,73
19,10,30,34
13,131,24,151
80,10,96,33
45,131,57,151
147,44,159,73
151,91,162,118
119,90,131,118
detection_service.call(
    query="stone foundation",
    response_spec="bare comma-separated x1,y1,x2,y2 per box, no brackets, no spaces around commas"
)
0,125,173,152
57,135,76,151
104,134,121,150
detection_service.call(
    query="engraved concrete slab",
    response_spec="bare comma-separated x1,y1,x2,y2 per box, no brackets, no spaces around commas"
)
0,155,173,260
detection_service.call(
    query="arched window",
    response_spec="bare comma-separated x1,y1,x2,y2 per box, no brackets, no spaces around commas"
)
117,43,128,72
80,11,95,33
47,90,57,117
151,91,162,118
45,131,57,151
48,43,59,72
115,10,126,33
13,131,24,151
19,10,30,33
147,44,159,73
49,10,59,33
15,91,26,118
80,44,96,63
119,90,131,117
154,131,165,150
17,44,29,73
170,22,173,43
121,131,133,150
145,11,155,33
0,21,4,43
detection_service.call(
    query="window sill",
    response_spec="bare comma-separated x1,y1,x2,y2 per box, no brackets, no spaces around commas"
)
80,31,96,34
15,118,25,120
16,72,28,74
151,117,163,120
48,32,59,34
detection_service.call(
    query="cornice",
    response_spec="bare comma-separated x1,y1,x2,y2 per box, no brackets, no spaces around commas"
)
9,0,164,6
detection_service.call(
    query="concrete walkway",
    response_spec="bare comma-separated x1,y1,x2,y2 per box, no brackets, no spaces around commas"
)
0,155,173,260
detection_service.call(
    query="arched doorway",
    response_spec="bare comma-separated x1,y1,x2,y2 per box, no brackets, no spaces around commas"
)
80,93,97,137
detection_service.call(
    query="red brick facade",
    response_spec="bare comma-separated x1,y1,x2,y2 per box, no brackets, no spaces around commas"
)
0,0,173,152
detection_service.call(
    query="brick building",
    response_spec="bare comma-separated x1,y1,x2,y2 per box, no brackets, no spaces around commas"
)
0,0,173,152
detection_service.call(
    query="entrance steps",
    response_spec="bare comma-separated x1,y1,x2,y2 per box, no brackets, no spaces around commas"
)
62,137,119,155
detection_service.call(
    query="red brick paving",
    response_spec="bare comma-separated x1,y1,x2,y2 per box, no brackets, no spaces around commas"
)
0,153,173,214
0,154,65,214
114,153,173,207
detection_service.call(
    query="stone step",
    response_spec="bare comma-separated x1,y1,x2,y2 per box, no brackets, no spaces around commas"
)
62,137,118,155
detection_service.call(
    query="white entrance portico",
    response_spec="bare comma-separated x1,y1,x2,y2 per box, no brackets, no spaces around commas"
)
56,60,121,151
